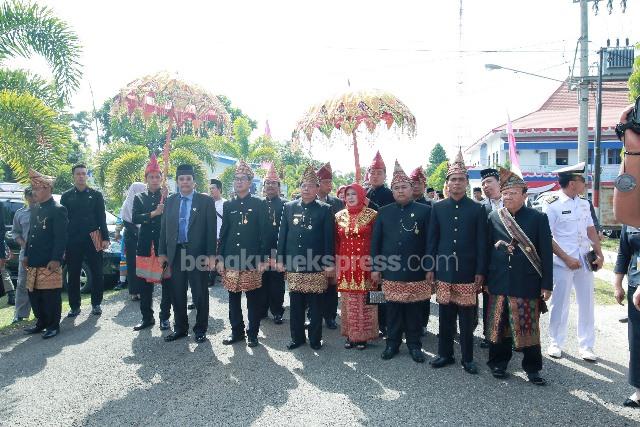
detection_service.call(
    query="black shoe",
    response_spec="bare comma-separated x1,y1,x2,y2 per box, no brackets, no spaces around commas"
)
247,337,259,347
164,331,188,342
7,290,15,306
462,361,478,374
222,334,245,345
67,308,81,318
410,349,426,363
527,372,546,386
381,347,399,360
378,329,386,338
91,305,102,315
187,303,195,310
623,398,640,408
133,321,155,331
24,325,44,335
480,339,490,349
194,334,207,343
310,342,322,350
325,319,338,329
287,341,305,350
42,329,58,339
356,342,367,350
273,315,283,325
159,320,170,331
430,356,455,368
345,341,354,349
491,367,508,379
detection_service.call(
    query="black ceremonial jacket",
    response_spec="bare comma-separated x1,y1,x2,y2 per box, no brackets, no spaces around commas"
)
25,198,68,267
60,186,109,244
262,195,286,256
486,206,553,298
218,193,266,270
132,189,162,257
277,199,335,273
370,201,431,282
366,185,395,208
427,195,487,283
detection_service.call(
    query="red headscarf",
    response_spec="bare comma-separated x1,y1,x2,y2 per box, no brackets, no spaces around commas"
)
336,185,347,202
344,183,367,214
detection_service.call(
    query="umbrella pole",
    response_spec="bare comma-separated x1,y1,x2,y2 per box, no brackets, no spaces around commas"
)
161,116,173,203
352,132,361,183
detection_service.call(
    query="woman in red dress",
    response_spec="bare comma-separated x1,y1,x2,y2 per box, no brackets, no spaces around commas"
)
335,183,378,349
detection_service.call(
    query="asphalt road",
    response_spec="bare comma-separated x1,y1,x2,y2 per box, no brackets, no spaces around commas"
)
0,285,638,426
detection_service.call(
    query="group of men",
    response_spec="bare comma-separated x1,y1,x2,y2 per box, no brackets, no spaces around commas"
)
12,146,602,386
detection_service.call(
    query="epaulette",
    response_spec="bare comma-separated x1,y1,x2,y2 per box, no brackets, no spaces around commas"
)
544,195,559,204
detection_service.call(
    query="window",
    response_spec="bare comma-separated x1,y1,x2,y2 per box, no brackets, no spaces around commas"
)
539,152,548,166
607,148,622,165
588,148,593,164
556,149,568,165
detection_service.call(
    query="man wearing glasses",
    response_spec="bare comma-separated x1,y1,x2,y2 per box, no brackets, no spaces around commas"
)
541,162,604,362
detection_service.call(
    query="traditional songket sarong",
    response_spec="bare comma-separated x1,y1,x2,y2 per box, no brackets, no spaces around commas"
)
487,294,541,349
336,184,379,343
136,242,164,283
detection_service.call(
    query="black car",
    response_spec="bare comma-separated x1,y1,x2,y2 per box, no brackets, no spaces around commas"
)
1,189,120,293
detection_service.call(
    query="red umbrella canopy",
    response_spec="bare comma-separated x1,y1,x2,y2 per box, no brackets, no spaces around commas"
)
293,89,416,142
110,71,231,132
293,89,417,182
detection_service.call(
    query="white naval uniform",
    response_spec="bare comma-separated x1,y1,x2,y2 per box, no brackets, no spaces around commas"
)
541,190,595,350
214,197,226,240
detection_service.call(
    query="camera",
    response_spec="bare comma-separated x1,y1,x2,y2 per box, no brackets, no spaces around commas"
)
616,95,640,140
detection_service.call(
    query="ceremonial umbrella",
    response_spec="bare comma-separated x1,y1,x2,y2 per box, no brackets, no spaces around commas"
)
110,71,231,193
293,89,416,182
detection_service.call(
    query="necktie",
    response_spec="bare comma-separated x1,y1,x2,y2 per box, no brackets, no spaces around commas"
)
178,196,188,243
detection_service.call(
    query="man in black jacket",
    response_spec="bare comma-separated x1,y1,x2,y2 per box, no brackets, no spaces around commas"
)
23,170,68,339
158,164,217,343
371,161,432,363
277,165,335,351
131,155,172,332
218,160,266,348
316,162,344,329
60,164,109,317
427,150,487,374
485,167,552,385
260,163,286,324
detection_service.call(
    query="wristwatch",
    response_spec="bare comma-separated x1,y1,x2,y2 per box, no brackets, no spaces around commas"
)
616,122,633,141
614,173,637,192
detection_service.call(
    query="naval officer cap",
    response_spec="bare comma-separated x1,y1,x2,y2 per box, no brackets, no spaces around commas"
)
553,162,585,178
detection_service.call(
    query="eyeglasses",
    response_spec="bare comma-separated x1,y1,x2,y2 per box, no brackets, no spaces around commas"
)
233,176,249,182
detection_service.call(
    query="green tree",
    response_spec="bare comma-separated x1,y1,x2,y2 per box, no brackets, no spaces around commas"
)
67,111,93,146
425,143,448,178
217,94,257,130
0,1,82,181
0,0,82,103
630,43,640,101
427,160,449,192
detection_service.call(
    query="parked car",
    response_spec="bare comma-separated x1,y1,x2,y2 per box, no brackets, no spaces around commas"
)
1,188,120,293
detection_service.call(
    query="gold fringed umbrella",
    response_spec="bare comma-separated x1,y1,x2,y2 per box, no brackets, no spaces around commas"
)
293,89,416,182
110,71,231,197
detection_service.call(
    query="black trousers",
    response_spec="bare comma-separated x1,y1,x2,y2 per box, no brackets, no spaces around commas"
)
66,238,104,309
29,288,61,331
421,299,431,327
481,291,490,337
124,234,143,295
378,303,387,333
229,288,262,338
170,249,209,335
386,301,424,350
488,340,543,374
259,270,285,317
438,303,476,363
290,291,322,344
629,286,640,388
139,279,172,323
322,284,339,322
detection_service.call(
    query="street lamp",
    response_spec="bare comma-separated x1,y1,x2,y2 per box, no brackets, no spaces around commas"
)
484,64,565,83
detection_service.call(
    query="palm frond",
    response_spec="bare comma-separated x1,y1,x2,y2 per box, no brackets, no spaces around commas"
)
0,68,60,109
104,149,148,207
94,141,147,187
0,0,83,102
171,135,216,169
0,89,68,181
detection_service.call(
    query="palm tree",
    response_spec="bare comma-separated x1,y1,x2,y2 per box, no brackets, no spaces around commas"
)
95,135,215,207
0,1,82,179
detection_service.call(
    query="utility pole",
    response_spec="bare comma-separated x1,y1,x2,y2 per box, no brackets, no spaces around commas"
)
577,0,589,177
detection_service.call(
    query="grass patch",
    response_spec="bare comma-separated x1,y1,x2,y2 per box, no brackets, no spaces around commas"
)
601,237,620,252
0,290,118,333
594,277,616,305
